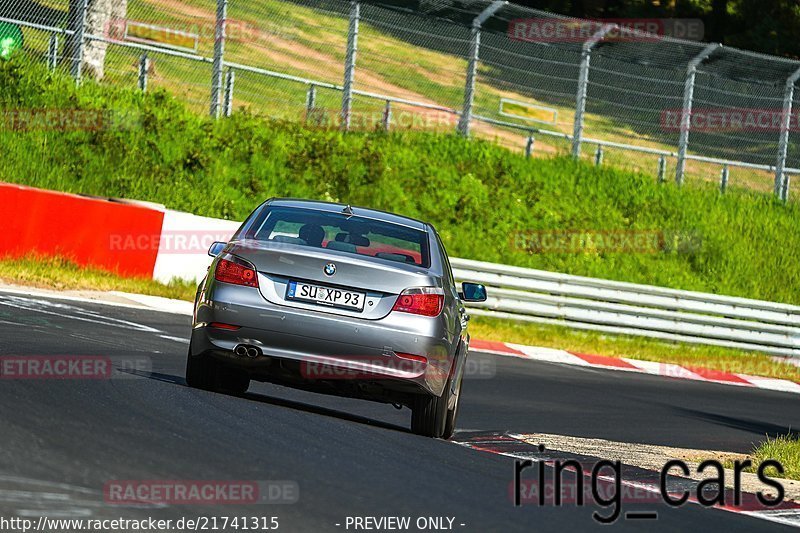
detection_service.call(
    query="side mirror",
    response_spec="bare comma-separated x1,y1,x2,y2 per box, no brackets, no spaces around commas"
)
460,282,487,303
208,241,226,257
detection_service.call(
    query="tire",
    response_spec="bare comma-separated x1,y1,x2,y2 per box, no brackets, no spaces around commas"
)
215,365,250,395
185,348,250,395
411,348,468,439
442,362,465,440
185,349,214,390
411,368,457,438
411,391,447,438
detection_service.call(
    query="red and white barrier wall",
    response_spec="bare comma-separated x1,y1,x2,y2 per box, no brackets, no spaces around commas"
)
1,183,239,282
1,183,167,277
151,209,239,283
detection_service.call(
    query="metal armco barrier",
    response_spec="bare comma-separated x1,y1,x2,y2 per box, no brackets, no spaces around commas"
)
451,258,800,358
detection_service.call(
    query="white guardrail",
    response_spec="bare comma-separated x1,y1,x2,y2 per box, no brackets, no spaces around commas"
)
451,258,800,358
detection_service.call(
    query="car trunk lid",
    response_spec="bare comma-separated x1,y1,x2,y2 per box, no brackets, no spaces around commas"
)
227,239,439,320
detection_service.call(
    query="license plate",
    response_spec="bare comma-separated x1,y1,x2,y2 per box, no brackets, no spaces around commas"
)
287,281,365,311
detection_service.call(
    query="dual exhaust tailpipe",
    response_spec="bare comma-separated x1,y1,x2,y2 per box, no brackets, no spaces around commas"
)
234,344,262,359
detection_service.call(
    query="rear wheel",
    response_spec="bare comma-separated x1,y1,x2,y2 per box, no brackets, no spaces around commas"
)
185,348,250,395
411,390,447,438
411,348,466,439
185,349,214,390
442,362,465,440
215,365,250,395
411,365,460,438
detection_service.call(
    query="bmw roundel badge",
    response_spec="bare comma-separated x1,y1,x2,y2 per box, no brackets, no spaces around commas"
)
324,263,336,276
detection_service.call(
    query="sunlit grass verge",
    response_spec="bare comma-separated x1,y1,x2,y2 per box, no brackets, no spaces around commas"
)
469,316,800,382
749,436,800,481
723,435,800,481
0,255,196,301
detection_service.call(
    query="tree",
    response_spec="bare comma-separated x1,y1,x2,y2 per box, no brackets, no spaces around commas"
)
709,0,728,43
64,0,127,80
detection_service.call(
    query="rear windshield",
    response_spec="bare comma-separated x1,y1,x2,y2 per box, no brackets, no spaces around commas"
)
239,206,431,268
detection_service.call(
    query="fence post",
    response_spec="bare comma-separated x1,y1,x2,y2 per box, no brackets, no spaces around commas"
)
209,0,228,118
48,33,59,72
341,1,360,131
70,0,89,83
775,67,800,201
571,24,616,159
382,100,392,131
720,165,729,193
525,134,535,158
138,53,149,92
782,173,792,202
657,156,667,183
306,84,317,115
675,43,720,186
457,1,506,137
223,68,235,117
594,145,604,166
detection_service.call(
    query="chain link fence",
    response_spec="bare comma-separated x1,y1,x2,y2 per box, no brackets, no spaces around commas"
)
4,0,800,200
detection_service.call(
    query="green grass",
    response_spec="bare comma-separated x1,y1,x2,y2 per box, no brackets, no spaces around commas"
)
750,435,800,481
470,317,800,382
724,435,800,481
13,0,793,193
0,255,196,300
3,57,800,305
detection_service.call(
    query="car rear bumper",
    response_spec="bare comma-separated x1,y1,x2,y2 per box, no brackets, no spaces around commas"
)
191,282,456,397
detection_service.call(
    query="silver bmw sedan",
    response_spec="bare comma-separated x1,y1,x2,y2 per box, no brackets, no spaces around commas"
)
186,198,487,439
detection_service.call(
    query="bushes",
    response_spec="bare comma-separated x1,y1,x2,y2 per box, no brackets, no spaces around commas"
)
2,57,799,303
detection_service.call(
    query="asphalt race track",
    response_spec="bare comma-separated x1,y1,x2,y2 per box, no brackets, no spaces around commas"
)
0,290,798,531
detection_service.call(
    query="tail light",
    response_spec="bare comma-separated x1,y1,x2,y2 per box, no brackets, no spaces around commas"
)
208,322,241,330
396,352,428,364
391,287,444,317
215,255,259,288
